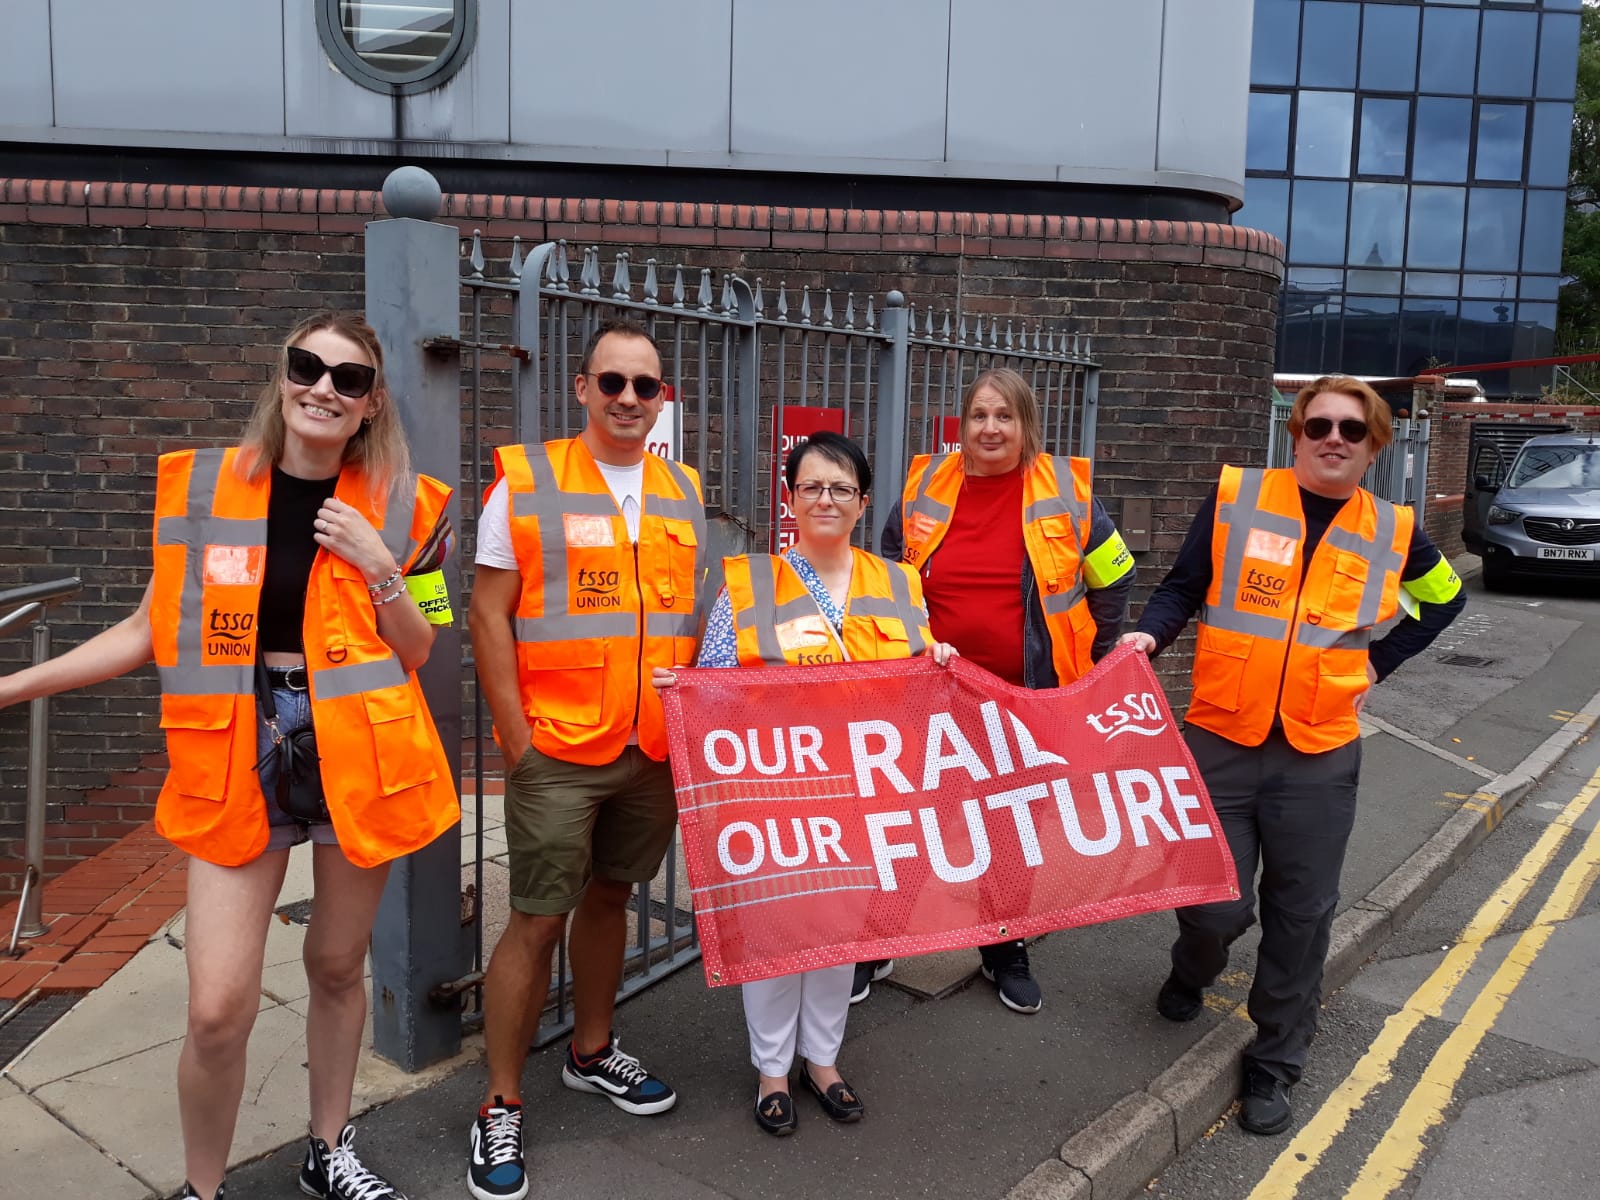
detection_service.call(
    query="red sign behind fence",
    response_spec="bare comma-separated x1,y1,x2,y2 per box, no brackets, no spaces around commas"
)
662,646,1239,986
770,406,846,552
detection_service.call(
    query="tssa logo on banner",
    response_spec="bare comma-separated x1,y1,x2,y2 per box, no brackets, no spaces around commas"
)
1085,692,1168,740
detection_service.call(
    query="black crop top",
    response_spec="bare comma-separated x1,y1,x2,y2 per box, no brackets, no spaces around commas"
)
259,466,340,653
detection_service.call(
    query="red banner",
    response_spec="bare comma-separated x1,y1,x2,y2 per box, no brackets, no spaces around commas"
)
662,646,1239,986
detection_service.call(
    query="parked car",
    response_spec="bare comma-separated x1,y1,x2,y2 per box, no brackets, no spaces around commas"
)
1463,432,1600,590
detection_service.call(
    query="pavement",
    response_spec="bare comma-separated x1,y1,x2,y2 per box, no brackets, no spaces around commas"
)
4,555,1599,1200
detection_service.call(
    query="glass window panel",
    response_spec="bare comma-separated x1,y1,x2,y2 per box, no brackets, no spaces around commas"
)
1420,9,1479,93
1349,182,1408,269
1301,2,1361,88
1519,275,1559,301
1407,272,1461,296
1248,92,1292,172
1287,267,1345,291
1238,177,1291,246
1464,188,1523,272
1413,98,1473,182
1478,12,1537,97
1463,273,1516,297
1398,298,1459,377
1528,102,1574,187
1341,296,1403,375
1408,186,1467,269
1360,4,1419,92
1544,0,1581,11
1537,14,1580,100
1359,98,1411,176
1512,302,1557,395
1253,0,1301,86
1521,188,1565,273
1279,292,1345,375
1290,180,1352,264
1474,104,1527,182
1296,91,1356,177
1459,299,1517,393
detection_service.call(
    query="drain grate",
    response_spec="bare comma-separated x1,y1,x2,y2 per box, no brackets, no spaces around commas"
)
0,990,85,1067
1438,653,1499,668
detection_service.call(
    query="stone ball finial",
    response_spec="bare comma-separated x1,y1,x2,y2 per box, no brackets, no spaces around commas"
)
381,166,442,220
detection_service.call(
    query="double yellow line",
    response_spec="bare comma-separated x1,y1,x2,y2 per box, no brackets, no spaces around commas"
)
1247,765,1600,1200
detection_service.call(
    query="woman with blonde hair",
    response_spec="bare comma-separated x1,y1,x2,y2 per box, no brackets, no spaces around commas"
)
0,311,459,1200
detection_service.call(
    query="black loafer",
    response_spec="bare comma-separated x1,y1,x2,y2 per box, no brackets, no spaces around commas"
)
1238,1064,1293,1136
801,1065,865,1122
1156,973,1204,1022
754,1089,797,1136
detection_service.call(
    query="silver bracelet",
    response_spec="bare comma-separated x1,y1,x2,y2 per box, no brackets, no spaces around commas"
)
371,582,409,606
366,568,402,595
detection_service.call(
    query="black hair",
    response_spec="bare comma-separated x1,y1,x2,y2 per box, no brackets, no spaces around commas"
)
578,317,663,374
784,429,872,495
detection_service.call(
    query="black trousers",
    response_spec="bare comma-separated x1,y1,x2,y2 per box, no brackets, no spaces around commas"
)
1170,724,1361,1085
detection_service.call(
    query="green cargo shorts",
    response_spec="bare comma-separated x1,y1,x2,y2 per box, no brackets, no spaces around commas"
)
503,743,678,916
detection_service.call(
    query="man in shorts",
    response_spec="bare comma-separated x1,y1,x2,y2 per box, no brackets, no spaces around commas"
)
465,319,706,1200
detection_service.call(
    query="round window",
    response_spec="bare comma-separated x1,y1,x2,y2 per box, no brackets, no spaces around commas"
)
318,1,477,94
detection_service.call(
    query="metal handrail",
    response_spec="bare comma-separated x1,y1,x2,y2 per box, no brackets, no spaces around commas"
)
4,576,82,953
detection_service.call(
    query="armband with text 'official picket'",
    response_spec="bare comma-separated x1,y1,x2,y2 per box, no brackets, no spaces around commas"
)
404,570,454,624
1083,530,1136,589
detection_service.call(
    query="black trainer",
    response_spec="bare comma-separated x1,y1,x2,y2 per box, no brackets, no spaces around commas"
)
299,1123,406,1200
1156,973,1204,1022
1239,1064,1294,1136
850,959,893,1005
980,942,1042,1013
561,1037,677,1115
181,1183,225,1200
467,1097,528,1200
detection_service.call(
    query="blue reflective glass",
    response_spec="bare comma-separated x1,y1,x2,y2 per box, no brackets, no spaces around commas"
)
1398,298,1459,378
1279,292,1345,374
1464,273,1516,298
1474,104,1527,182
1360,4,1419,92
1341,296,1402,376
1290,180,1351,264
1538,14,1580,100
1359,98,1410,176
1459,299,1517,392
1238,177,1290,246
1301,2,1361,88
1413,98,1473,183
1408,186,1467,269
1519,275,1559,301
1478,12,1537,97
1521,188,1565,273
1253,0,1301,86
1543,0,1581,10
1464,188,1523,272
1420,9,1479,94
1406,273,1461,297
1527,102,1574,187
1349,182,1408,268
1248,92,1292,172
1296,91,1355,177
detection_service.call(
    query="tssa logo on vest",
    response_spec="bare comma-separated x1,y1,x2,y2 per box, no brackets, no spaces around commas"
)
206,609,256,658
1241,567,1289,610
1085,692,1168,740
575,568,622,610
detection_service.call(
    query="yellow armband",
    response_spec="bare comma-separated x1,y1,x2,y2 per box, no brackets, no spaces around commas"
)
405,570,454,624
1083,530,1135,589
1401,558,1462,606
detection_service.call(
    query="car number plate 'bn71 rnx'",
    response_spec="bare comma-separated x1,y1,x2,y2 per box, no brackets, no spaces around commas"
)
1536,546,1596,560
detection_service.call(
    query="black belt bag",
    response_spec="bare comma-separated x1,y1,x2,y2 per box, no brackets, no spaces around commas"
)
254,660,327,823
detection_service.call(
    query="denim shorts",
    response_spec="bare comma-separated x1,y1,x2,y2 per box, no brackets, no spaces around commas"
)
256,683,339,852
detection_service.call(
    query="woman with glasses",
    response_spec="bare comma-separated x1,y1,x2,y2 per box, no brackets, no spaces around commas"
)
0,312,458,1200
655,430,955,1136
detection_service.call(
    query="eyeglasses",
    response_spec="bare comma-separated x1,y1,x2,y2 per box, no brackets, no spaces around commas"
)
588,371,664,401
286,346,376,399
1302,416,1369,444
792,482,862,503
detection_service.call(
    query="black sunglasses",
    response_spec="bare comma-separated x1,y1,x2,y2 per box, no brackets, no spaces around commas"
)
286,346,377,400
1302,416,1369,444
588,371,664,401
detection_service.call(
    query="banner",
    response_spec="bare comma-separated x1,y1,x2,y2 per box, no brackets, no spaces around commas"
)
662,645,1239,986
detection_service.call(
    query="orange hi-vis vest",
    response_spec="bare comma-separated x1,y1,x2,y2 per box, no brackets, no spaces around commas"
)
1188,466,1413,754
900,452,1099,683
149,447,459,868
723,550,932,667
494,438,706,765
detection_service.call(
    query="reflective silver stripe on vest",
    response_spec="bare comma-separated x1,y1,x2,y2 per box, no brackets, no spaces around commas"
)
1022,460,1089,530
1296,625,1372,651
1293,499,1404,649
904,455,955,529
311,655,409,701
1207,468,1298,641
156,448,264,697
733,555,789,664
1039,577,1089,616
378,477,420,566
852,564,931,654
647,610,699,639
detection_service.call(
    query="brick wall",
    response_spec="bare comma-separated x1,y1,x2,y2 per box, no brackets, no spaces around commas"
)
0,178,1284,891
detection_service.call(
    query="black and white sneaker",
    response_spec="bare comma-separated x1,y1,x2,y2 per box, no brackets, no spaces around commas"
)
299,1123,406,1200
561,1037,677,1115
980,942,1043,1014
467,1097,528,1200
850,959,894,1005
181,1183,225,1200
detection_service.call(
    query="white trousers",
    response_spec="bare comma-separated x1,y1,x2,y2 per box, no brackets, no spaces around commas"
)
742,962,854,1077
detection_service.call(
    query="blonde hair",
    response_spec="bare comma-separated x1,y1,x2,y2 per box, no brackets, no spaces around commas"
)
960,367,1044,472
1288,375,1394,452
238,311,412,495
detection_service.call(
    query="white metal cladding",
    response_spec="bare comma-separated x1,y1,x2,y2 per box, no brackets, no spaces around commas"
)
6,0,1250,200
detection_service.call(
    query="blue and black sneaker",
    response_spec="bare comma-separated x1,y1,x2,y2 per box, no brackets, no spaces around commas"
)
467,1097,527,1200
561,1037,677,1115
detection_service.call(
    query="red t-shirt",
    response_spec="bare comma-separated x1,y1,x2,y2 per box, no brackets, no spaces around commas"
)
918,467,1027,685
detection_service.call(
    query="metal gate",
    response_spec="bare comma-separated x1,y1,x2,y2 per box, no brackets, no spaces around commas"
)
452,235,1100,1045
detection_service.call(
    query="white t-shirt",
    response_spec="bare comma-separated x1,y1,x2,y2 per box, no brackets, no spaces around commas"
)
475,459,645,568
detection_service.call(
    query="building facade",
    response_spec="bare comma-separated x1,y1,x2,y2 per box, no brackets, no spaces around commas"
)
1239,0,1582,395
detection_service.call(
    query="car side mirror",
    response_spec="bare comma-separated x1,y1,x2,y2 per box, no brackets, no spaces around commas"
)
1473,475,1498,493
